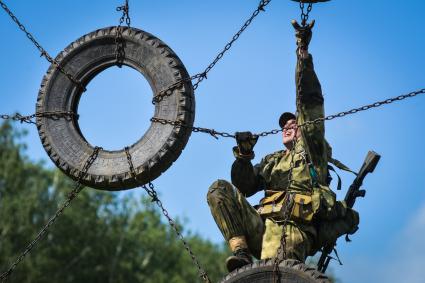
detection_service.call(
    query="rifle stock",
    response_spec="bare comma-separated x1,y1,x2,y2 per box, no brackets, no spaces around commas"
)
317,151,381,273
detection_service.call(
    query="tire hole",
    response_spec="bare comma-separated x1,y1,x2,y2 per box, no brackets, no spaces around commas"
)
77,65,153,151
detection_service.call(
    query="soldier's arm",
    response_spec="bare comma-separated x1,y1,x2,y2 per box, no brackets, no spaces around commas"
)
296,49,330,185
291,20,325,146
296,47,328,182
296,50,324,123
231,153,265,198
231,132,265,197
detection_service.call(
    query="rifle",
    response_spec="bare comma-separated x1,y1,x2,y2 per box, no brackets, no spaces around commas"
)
317,150,381,273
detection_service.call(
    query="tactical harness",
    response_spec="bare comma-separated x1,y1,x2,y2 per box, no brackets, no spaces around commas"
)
256,154,355,223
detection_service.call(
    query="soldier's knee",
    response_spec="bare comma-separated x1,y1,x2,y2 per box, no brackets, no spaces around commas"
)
346,208,359,234
207,179,233,206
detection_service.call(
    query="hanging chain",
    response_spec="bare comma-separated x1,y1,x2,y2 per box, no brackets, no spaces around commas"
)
0,0,85,92
301,88,425,127
152,0,272,104
272,42,307,281
115,0,131,67
256,128,283,138
124,147,212,283
0,111,78,125
272,137,297,283
299,1,313,27
151,87,425,142
150,117,235,139
191,0,272,91
0,147,101,282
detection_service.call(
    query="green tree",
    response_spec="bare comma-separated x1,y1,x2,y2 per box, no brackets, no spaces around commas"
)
0,121,228,283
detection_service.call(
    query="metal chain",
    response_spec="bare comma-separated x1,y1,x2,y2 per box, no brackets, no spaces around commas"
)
0,0,85,92
191,0,272,90
255,128,282,138
300,1,313,27
115,0,131,67
151,87,424,142
272,137,297,283
0,111,78,125
272,44,307,281
0,147,101,282
152,0,272,104
124,147,212,283
150,117,235,139
301,88,425,128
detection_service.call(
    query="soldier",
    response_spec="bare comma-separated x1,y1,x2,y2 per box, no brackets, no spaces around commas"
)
207,20,359,273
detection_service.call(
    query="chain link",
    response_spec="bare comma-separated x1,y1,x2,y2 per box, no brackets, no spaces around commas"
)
301,88,425,128
0,111,78,125
152,0,272,104
272,42,307,281
124,147,212,283
255,128,282,138
150,117,235,139
115,0,131,67
0,147,101,282
151,87,425,142
300,2,313,27
0,0,86,92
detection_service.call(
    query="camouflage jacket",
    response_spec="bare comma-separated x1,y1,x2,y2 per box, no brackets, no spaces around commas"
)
231,54,336,211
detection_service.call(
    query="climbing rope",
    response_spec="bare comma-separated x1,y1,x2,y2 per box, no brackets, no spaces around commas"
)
124,147,212,283
0,147,101,282
152,0,272,103
0,0,86,92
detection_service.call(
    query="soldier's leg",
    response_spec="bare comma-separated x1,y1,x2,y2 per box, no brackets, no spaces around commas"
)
261,220,315,262
316,202,359,248
207,179,264,258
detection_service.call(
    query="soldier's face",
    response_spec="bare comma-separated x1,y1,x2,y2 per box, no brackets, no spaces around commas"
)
282,119,300,148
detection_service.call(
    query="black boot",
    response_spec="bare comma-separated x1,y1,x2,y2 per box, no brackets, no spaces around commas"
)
225,248,253,272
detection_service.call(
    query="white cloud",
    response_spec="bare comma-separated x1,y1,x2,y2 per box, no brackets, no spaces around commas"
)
381,203,425,283
334,202,425,283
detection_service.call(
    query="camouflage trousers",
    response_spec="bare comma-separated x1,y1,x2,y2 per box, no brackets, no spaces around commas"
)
207,179,359,261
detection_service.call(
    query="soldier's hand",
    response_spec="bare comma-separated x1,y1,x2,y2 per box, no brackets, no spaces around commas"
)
235,131,259,156
291,19,315,51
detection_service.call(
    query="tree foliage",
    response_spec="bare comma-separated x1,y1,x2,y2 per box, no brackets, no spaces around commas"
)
0,122,228,283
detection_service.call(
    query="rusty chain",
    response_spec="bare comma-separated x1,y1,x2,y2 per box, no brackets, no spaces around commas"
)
0,111,78,125
0,0,86,92
115,0,131,67
0,147,101,282
124,147,212,283
152,0,272,104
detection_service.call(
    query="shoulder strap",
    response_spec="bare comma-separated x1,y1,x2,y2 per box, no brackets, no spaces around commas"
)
327,165,342,190
327,157,357,191
329,157,357,175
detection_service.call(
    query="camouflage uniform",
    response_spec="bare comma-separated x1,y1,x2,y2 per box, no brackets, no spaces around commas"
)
207,54,359,261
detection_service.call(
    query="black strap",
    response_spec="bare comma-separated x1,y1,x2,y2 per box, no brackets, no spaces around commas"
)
328,165,342,190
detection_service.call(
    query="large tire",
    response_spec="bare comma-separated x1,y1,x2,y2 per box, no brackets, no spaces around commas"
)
36,27,194,190
220,259,330,283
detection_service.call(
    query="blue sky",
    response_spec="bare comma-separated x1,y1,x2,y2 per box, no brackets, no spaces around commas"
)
1,1,424,282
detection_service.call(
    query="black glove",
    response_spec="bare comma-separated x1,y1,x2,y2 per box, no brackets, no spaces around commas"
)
234,131,258,159
291,19,315,51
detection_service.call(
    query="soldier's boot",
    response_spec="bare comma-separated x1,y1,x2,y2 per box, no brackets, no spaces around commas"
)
225,236,253,272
